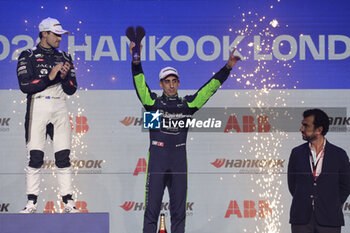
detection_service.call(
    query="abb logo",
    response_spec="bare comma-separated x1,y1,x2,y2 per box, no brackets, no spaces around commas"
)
225,200,272,218
43,201,88,213
134,158,147,176
70,116,89,133
120,116,142,126
224,115,270,133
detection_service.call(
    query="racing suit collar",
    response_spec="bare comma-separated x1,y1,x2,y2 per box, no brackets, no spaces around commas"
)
162,93,179,101
37,44,55,55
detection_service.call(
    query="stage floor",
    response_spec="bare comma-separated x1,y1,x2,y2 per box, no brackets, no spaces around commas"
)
0,213,109,233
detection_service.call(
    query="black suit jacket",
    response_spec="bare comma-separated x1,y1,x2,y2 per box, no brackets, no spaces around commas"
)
288,141,350,226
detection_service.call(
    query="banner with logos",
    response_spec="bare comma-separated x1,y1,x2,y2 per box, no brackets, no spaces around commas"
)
1,0,350,233
0,0,350,91
1,89,350,233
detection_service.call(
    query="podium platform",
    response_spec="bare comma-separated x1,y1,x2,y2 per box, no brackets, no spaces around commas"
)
0,213,109,233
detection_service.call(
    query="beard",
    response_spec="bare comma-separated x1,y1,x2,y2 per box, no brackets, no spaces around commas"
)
302,133,317,142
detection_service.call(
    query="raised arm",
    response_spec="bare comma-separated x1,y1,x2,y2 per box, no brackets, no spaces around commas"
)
130,42,157,110
185,49,241,111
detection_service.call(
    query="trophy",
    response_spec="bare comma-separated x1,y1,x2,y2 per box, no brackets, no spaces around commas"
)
126,25,145,62
157,213,167,233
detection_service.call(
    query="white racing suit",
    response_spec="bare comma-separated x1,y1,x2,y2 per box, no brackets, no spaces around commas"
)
17,44,77,197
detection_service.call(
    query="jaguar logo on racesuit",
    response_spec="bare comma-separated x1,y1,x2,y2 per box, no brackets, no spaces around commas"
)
36,64,51,68
40,69,48,75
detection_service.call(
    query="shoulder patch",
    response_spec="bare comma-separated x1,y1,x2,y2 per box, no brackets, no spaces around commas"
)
60,50,71,61
24,48,34,57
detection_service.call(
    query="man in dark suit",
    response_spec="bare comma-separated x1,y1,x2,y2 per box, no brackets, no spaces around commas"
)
288,108,350,233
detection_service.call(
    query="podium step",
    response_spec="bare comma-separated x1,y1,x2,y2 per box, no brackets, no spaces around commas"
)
0,213,109,233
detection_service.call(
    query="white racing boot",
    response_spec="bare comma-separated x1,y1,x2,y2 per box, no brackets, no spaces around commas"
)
19,200,37,213
63,200,79,213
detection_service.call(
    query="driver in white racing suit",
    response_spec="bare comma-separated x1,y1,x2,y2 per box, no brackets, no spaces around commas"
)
17,17,78,213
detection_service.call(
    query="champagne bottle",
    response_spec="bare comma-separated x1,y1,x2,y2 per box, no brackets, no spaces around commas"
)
158,213,167,233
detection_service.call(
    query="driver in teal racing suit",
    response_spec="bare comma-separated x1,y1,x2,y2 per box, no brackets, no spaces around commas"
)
130,42,241,233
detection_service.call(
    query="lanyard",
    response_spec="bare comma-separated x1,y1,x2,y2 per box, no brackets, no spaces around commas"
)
309,141,326,180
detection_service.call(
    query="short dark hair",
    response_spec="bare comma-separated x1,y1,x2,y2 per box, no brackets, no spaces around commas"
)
39,31,51,39
303,108,329,136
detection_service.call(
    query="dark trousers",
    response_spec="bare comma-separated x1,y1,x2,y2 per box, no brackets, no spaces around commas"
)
143,148,187,233
291,212,341,233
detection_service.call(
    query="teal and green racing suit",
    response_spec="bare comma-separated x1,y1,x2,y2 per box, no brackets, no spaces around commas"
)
132,62,232,233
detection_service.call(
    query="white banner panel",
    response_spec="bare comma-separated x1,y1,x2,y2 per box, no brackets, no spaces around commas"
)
0,89,349,233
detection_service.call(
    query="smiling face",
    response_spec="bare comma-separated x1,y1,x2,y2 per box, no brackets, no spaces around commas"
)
300,115,322,142
40,31,62,49
159,75,180,97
